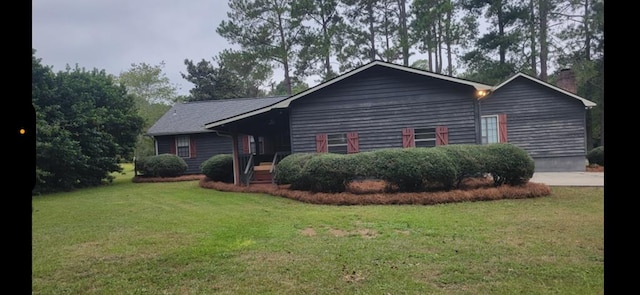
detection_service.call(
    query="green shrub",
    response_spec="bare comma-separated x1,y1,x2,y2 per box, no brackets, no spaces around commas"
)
348,151,376,178
586,146,604,166
302,153,354,193
371,148,456,192
483,143,535,186
200,154,234,183
274,153,319,190
139,154,188,177
415,148,457,190
437,144,485,188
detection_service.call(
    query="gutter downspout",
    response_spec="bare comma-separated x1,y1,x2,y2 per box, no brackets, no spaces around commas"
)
215,130,241,186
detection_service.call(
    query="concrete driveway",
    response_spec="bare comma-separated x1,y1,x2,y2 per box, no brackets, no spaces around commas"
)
530,172,604,187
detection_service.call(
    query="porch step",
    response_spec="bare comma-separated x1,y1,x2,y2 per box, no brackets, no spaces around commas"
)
251,162,273,184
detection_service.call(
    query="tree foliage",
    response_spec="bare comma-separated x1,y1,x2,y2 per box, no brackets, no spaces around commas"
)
217,0,304,95
116,62,179,105
181,58,244,101
32,49,145,194
292,0,342,81
215,49,273,98
210,0,603,146
116,62,177,157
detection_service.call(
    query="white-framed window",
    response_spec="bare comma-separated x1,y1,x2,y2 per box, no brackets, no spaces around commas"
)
327,133,348,154
414,128,436,148
481,115,499,144
249,136,264,154
176,135,190,158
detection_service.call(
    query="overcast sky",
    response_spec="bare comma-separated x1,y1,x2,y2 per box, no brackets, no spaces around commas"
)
32,0,238,96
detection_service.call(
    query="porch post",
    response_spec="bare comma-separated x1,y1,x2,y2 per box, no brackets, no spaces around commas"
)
231,133,241,185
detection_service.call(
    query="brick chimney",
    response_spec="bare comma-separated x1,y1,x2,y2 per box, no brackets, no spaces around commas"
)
556,68,577,94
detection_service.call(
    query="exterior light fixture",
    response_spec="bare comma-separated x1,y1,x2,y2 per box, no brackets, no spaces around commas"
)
476,90,491,98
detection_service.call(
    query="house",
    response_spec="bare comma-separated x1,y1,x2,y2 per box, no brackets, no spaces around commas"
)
146,96,287,174
147,60,596,185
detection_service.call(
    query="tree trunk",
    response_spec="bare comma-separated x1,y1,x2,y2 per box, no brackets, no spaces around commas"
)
539,0,549,81
397,0,409,66
368,2,376,61
277,10,292,95
529,0,538,78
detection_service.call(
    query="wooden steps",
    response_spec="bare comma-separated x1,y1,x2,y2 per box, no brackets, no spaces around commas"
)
251,162,273,184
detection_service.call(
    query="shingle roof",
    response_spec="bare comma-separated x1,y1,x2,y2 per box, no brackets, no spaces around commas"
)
204,60,494,129
489,73,596,107
146,96,288,136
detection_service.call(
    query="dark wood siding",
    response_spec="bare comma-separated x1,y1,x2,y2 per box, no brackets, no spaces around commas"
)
480,77,588,171
155,133,233,174
289,67,478,153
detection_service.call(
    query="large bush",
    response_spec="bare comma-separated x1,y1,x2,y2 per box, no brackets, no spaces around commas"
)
274,153,319,190
347,151,377,178
302,153,354,193
33,50,145,194
200,154,234,183
437,144,486,188
138,154,188,177
483,143,535,186
586,146,604,166
371,148,456,192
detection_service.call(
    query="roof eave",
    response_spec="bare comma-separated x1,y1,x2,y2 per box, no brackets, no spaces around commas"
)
205,60,493,129
491,73,597,108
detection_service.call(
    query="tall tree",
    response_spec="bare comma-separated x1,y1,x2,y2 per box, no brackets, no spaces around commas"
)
337,0,380,71
268,78,310,96
116,62,177,157
217,0,304,95
555,0,604,148
33,49,145,194
396,0,411,66
292,0,343,81
215,49,273,97
116,62,179,105
458,0,530,83
181,58,244,101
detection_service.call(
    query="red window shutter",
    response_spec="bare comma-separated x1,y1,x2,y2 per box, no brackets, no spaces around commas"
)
347,132,359,154
436,126,449,146
242,135,250,154
498,114,508,142
169,136,176,154
316,134,328,153
190,136,197,158
402,128,415,148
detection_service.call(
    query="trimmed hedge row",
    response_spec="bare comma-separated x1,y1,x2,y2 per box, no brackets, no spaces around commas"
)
275,143,535,193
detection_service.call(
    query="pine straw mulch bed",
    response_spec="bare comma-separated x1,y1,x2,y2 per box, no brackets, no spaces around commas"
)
198,177,553,206
130,165,604,205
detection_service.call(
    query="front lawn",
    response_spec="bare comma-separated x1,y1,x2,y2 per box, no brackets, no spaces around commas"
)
32,164,604,294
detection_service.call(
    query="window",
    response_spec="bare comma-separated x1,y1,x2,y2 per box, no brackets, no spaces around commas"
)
414,128,436,148
176,135,190,157
481,116,499,144
250,136,265,155
402,127,448,148
317,132,359,153
481,114,507,144
327,133,348,154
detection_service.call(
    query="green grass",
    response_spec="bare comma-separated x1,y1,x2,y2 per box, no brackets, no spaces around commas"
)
32,163,604,294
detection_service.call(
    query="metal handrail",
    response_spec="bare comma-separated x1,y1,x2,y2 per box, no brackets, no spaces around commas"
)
242,154,254,186
269,151,291,184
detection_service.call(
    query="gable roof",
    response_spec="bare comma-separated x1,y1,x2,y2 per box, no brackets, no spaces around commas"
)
146,96,288,136
489,72,596,107
204,60,493,129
